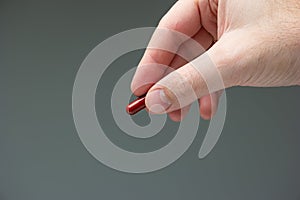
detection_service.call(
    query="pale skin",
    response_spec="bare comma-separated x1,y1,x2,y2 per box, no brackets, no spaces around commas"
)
131,0,300,121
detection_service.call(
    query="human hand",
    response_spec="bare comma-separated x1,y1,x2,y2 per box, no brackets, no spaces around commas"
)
131,0,300,121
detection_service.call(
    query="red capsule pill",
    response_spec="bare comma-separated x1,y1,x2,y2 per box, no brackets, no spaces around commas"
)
126,96,146,115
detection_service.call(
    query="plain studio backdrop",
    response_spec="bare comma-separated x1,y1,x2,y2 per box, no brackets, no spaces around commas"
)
1,0,300,199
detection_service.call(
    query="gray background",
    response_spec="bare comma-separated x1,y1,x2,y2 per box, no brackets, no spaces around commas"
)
1,0,300,199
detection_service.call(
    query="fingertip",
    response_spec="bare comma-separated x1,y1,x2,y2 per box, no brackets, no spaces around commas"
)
199,91,222,120
200,112,212,120
199,96,213,120
168,112,182,122
145,89,172,114
131,62,168,96
168,105,191,122
131,83,153,97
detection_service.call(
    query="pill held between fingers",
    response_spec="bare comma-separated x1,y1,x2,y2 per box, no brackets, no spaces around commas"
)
126,96,146,115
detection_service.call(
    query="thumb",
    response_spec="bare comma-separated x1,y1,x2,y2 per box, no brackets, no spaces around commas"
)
145,31,249,114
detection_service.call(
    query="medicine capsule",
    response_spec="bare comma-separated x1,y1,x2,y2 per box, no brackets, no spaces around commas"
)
126,96,146,115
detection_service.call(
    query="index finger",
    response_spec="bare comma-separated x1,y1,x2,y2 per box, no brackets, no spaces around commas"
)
131,0,202,96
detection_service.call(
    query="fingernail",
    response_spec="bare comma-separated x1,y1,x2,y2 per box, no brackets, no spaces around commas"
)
146,89,171,114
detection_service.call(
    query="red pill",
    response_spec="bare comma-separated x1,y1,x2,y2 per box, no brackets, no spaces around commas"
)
126,96,146,115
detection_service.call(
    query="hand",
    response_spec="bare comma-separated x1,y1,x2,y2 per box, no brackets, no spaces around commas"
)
131,0,300,121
